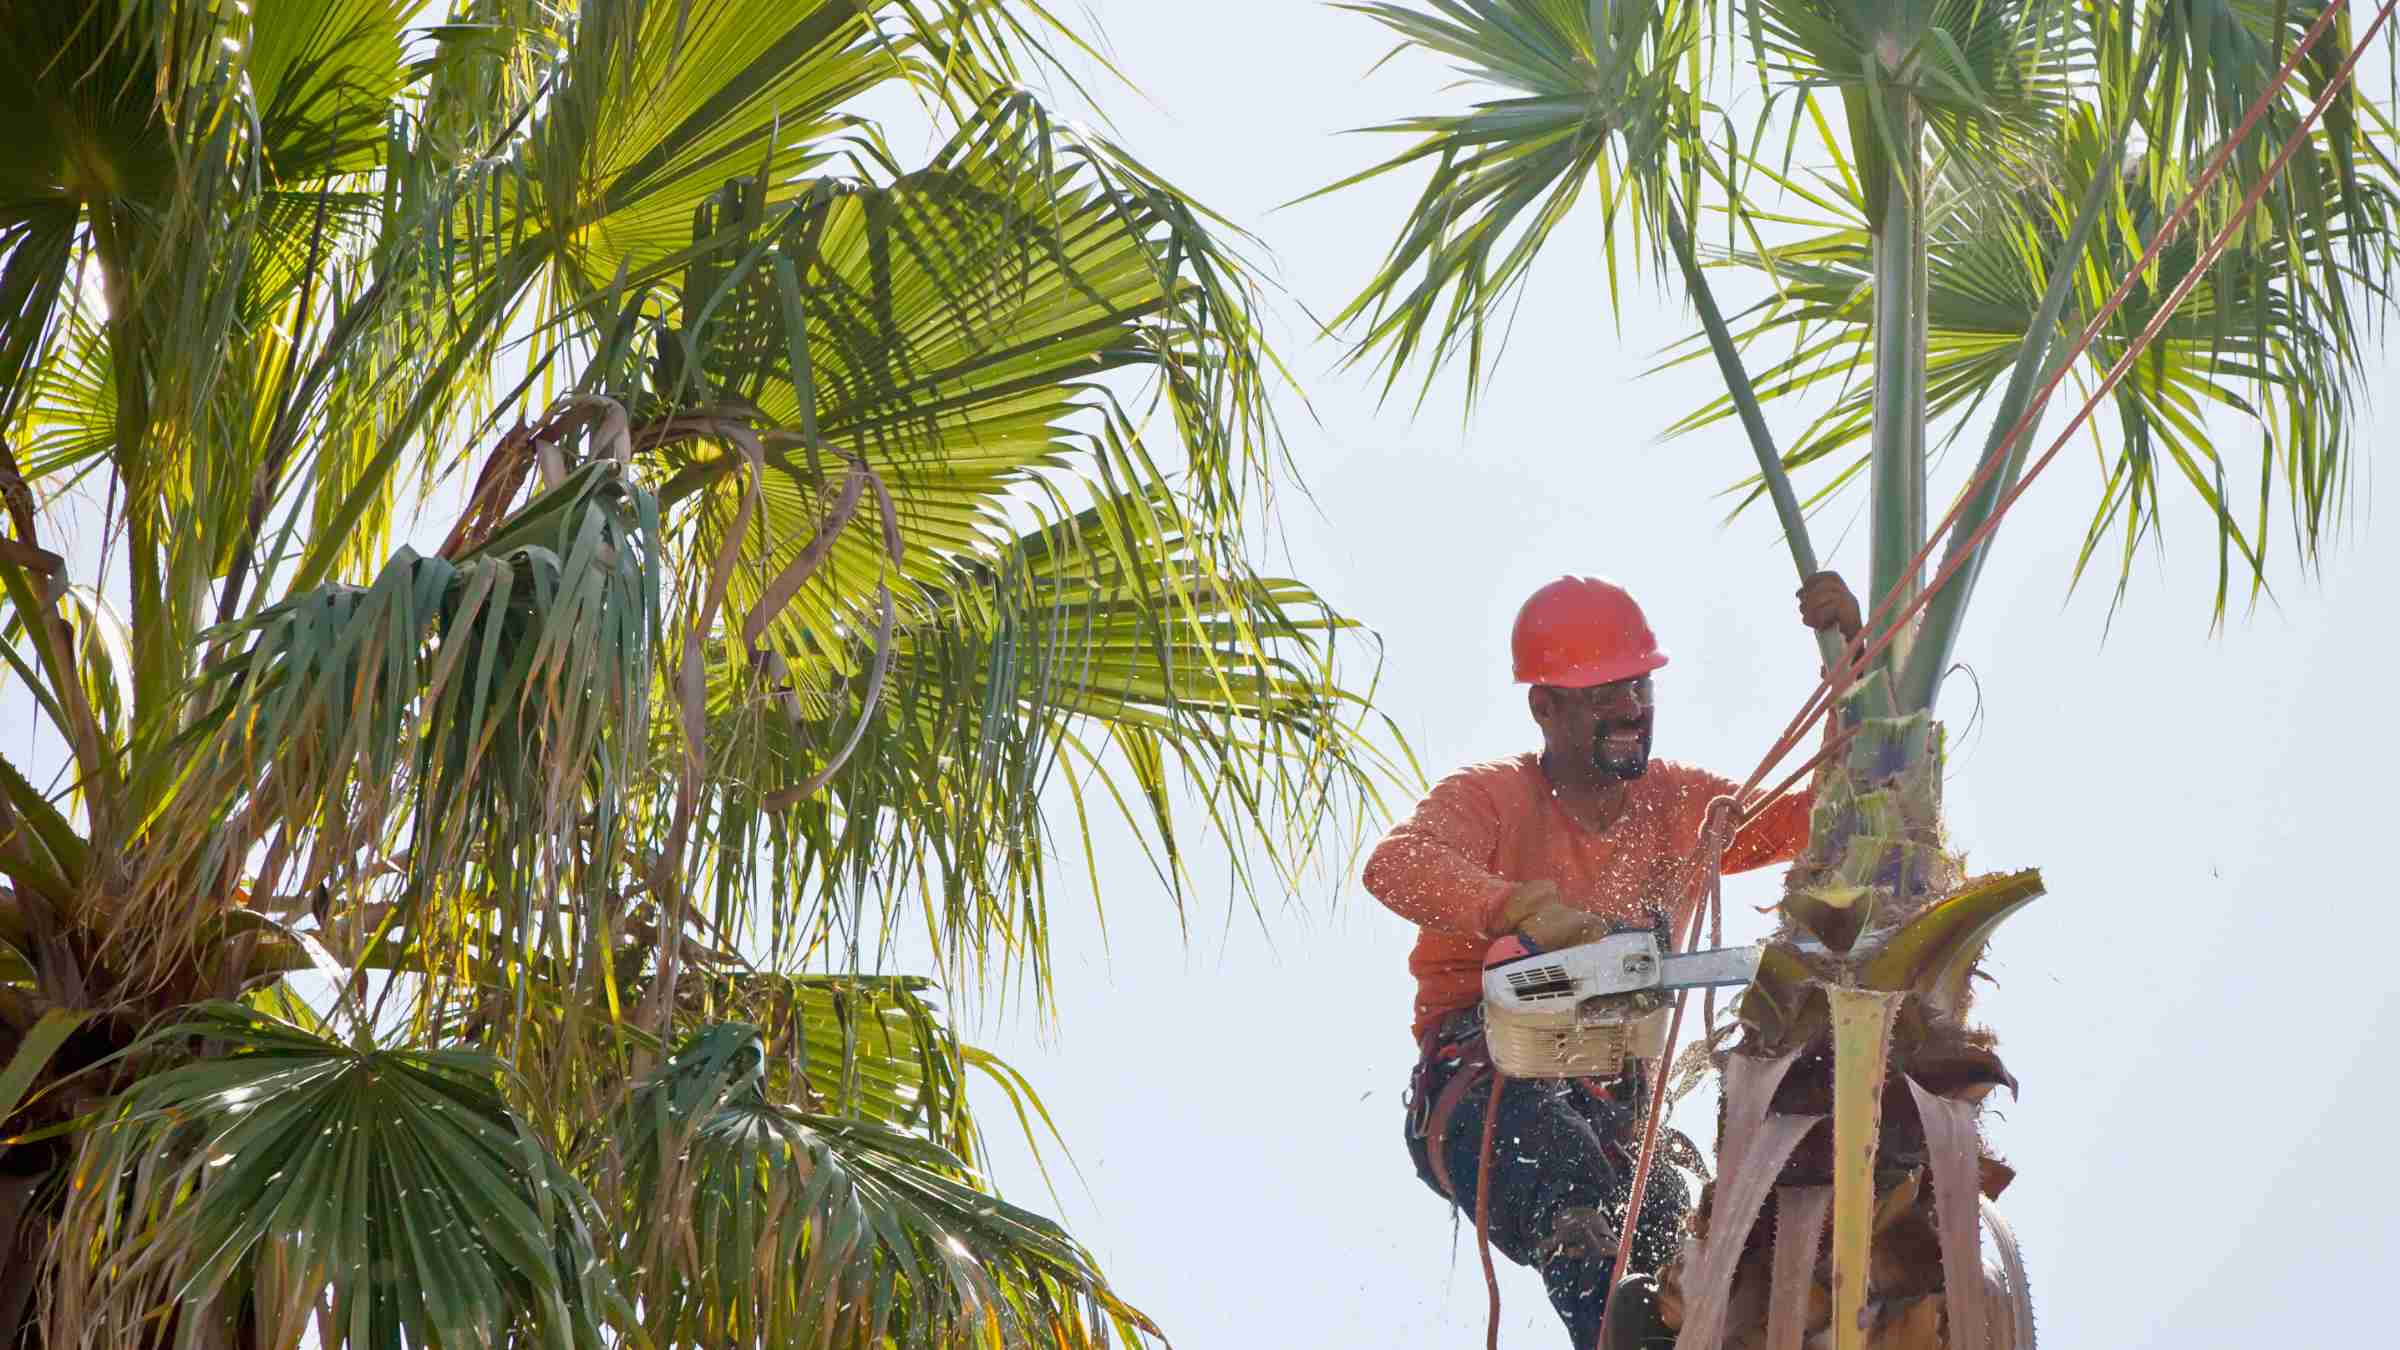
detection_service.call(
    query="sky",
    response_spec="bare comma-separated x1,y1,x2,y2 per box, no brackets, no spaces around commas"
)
932,5,2400,1348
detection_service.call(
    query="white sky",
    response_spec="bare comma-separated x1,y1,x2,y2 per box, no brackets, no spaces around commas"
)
946,4,2400,1347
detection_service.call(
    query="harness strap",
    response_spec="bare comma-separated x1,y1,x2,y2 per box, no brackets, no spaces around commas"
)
1422,1036,1492,1203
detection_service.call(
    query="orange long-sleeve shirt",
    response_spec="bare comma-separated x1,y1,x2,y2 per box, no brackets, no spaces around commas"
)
1363,753,1811,1041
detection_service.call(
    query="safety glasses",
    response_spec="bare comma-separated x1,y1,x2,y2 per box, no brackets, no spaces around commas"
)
1550,675,1654,718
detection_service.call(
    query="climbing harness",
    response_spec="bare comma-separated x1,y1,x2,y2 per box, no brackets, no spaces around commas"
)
1407,1009,1495,1205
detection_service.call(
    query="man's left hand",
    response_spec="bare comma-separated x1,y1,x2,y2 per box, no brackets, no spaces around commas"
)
1513,901,1610,953
1797,571,1863,642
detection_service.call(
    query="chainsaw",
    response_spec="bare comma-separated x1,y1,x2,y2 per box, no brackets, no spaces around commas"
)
1477,930,1764,1078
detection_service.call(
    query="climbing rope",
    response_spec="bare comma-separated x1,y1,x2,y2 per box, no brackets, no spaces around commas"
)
1476,1079,1506,1350
1607,795,1739,1292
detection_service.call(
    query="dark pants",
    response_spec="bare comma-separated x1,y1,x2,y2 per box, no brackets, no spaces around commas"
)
1403,1012,1690,1348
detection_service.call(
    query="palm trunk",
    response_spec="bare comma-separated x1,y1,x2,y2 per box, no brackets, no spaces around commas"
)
1656,671,2040,1349
0,1169,44,1344
1901,31,2165,717
1653,58,2046,1350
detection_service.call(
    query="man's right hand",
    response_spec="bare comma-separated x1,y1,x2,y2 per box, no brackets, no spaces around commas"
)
1496,880,1607,951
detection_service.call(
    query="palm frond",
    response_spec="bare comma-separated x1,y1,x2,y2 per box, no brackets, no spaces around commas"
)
131,460,659,986
637,92,1288,677
0,207,77,434
418,0,575,160
3,8,1402,1345
1317,0,1713,402
600,1021,1159,1349
406,957,1053,1179
1748,0,2086,211
249,1,419,184
1664,99,2398,616
693,484,1395,1004
47,1003,621,1350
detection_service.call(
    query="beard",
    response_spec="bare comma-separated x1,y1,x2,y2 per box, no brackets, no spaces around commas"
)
1591,712,1653,780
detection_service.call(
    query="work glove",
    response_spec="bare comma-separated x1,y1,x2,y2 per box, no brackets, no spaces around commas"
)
1498,879,1611,951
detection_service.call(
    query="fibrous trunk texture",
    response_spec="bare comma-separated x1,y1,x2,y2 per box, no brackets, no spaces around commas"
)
1657,674,2037,1349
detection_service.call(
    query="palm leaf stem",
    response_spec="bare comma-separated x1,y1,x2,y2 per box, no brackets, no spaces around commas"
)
211,187,343,629
1866,87,1927,681
84,199,170,750
1664,213,1850,679
0,438,113,845
1898,30,2168,713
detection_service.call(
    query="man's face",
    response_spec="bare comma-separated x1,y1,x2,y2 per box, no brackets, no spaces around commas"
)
1533,675,1656,780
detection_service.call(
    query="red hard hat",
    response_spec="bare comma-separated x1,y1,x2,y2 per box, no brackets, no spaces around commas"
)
1511,576,1669,687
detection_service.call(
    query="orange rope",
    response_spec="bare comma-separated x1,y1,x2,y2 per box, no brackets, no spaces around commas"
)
1734,720,1860,838
1476,1076,1506,1350
1608,797,1738,1291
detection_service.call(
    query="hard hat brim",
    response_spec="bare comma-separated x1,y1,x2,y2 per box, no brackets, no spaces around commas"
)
1513,650,1670,688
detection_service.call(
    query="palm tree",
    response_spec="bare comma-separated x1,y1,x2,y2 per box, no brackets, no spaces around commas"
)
0,3,1391,1346
1320,1,2396,1346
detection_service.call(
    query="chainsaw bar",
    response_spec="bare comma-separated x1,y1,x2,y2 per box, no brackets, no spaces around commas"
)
1481,931,1763,1015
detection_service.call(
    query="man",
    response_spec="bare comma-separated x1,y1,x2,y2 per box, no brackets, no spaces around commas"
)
1365,572,1863,1347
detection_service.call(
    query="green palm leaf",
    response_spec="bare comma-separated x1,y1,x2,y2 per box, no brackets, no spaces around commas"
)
1748,0,2085,211
643,91,1290,663
1313,0,1711,401
690,485,1393,1000
48,1004,620,1350
602,1021,1158,1349
1662,99,2397,616
128,459,658,985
